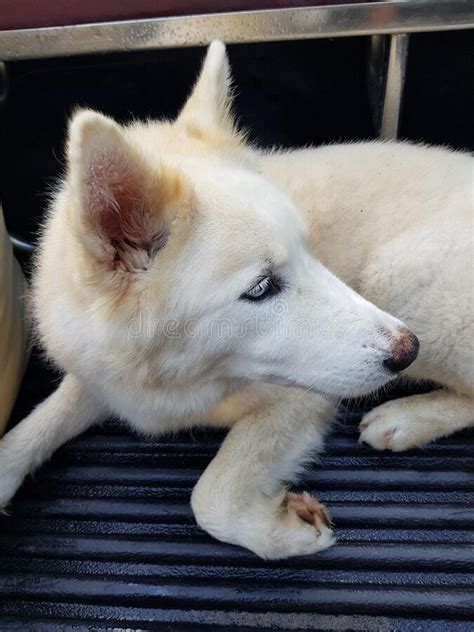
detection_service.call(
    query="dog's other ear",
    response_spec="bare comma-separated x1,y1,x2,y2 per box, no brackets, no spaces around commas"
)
177,40,239,142
67,109,184,270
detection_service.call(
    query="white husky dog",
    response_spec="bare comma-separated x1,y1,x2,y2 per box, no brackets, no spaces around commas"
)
0,42,472,559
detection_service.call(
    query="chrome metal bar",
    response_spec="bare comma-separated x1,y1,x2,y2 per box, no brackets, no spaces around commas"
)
9,234,35,253
0,1,472,61
380,33,409,139
367,34,387,135
0,61,6,106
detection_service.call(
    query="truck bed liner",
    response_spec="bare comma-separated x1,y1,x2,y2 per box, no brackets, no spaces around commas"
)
0,351,472,630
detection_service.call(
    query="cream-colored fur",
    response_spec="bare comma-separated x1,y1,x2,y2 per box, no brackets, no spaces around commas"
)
263,142,473,450
0,42,472,559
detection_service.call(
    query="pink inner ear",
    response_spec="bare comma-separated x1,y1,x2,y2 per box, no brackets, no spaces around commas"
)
84,149,168,270
86,149,146,245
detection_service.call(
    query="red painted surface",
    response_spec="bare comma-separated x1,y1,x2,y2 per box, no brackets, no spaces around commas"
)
0,0,380,32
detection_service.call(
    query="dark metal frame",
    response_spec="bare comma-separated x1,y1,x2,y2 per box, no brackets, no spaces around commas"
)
0,0,472,249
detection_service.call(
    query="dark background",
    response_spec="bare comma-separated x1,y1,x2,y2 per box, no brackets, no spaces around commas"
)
1,29,473,248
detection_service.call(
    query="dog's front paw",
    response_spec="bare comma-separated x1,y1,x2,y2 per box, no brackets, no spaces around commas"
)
243,490,335,560
0,470,22,511
359,402,426,451
192,487,335,560
0,449,24,511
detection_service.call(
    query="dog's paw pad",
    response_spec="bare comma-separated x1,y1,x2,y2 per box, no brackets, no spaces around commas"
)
282,491,334,535
359,411,417,452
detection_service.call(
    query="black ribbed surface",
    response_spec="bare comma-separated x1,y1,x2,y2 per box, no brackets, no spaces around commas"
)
0,355,473,630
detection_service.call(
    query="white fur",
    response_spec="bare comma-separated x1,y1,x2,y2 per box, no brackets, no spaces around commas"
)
0,42,472,559
261,142,473,448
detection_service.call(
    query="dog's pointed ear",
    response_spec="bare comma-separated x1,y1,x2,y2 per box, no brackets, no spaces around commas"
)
67,110,186,270
177,40,237,140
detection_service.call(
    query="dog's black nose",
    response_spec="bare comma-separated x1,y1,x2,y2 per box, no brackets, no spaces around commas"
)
384,330,419,373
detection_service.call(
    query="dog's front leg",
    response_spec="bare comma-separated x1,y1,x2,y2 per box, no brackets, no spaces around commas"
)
0,373,105,508
359,389,474,451
191,387,336,559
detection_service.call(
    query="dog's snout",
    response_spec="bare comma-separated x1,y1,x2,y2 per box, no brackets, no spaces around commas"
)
384,329,419,373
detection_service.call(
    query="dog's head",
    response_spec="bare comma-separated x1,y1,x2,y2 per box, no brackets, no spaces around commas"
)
37,41,418,401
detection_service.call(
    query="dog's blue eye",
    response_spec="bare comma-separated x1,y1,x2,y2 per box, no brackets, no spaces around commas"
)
241,276,281,302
